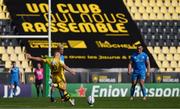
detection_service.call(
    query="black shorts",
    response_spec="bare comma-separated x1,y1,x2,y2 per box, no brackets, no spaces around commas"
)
35,79,43,86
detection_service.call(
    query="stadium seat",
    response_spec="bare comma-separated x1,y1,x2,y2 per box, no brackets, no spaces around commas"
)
162,47,169,54
25,67,32,73
0,46,6,54
147,46,153,53
2,53,9,61
154,47,161,54
156,61,162,67
169,47,177,54
6,46,14,54
170,61,178,68
166,54,173,61
10,54,18,61
16,61,21,68
175,68,180,72
21,61,29,69
5,60,11,69
0,0,4,5
14,46,22,54
174,54,180,61
166,68,173,72
157,54,165,61
162,61,169,68
18,53,25,61
177,47,180,54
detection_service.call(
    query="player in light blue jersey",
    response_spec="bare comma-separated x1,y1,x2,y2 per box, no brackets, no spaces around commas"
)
128,45,150,101
9,61,21,98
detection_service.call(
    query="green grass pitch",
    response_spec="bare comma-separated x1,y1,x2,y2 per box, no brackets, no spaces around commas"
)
0,97,180,108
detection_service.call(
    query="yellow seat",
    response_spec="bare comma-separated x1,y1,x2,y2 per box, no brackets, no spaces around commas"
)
172,0,178,6
147,46,153,53
153,6,160,13
166,68,173,72
169,47,177,54
164,13,171,20
14,46,22,54
2,53,9,61
0,13,5,19
10,54,18,61
160,6,167,13
162,61,169,68
159,68,166,72
131,6,138,13
134,0,142,7
134,12,141,20
156,12,164,20
156,61,162,67
170,61,178,68
175,68,180,72
0,46,6,54
5,61,11,69
177,47,180,54
175,6,180,13
142,0,148,6
164,0,171,7
149,12,156,20
139,6,145,13
154,47,161,54
18,53,25,61
146,6,153,13
162,47,169,54
158,54,165,61
157,0,163,6
7,46,14,54
0,0,4,5
21,61,29,68
166,54,173,61
149,0,156,6
127,0,134,6
168,6,175,13
174,54,180,61
16,61,21,68
172,12,179,20
152,54,158,60
25,67,32,73
142,13,149,20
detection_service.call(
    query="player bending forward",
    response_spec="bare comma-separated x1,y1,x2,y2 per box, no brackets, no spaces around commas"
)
26,51,76,106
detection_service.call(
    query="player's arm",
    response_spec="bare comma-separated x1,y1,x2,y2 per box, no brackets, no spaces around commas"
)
146,59,151,78
26,54,44,62
62,64,76,75
128,61,132,75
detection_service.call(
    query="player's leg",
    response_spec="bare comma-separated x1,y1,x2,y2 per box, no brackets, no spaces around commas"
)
139,73,147,100
13,81,18,96
57,82,75,106
9,79,14,98
40,82,43,96
130,73,138,100
50,83,56,102
35,80,40,97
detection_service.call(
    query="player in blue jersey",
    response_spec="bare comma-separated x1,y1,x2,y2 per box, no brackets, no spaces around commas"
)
9,61,21,98
128,45,150,101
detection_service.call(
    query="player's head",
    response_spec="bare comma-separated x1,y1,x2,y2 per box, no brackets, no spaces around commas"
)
12,61,16,67
58,43,64,55
37,63,41,69
137,45,143,53
54,51,61,58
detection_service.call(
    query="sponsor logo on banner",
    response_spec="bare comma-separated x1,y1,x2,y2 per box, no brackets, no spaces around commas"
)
67,83,180,97
0,84,31,98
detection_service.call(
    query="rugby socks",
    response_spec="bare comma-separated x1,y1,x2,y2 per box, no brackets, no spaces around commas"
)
59,90,64,99
130,85,135,97
50,89,55,102
141,87,147,97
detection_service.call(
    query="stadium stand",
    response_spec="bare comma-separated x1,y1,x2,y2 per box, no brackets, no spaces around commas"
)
0,0,32,82
123,0,180,72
